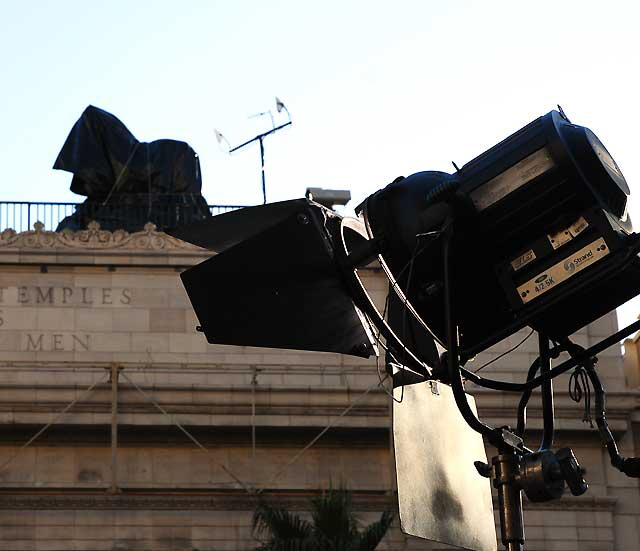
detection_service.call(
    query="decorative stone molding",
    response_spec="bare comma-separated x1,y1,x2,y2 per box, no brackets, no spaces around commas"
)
0,491,617,512
0,221,204,252
0,492,382,511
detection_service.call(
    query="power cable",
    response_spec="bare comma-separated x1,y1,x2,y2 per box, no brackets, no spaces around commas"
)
369,234,436,403
472,329,535,373
569,366,593,427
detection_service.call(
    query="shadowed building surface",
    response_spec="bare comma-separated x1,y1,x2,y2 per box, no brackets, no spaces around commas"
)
0,220,638,550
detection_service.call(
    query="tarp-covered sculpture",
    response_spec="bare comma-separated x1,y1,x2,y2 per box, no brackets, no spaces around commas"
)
54,105,211,232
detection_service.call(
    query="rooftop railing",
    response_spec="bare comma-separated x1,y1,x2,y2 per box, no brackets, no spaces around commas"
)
0,200,246,233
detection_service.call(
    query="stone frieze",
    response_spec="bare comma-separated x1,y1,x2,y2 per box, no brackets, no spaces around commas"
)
0,221,204,251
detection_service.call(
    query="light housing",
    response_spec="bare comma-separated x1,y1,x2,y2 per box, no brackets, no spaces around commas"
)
172,109,640,365
360,110,640,359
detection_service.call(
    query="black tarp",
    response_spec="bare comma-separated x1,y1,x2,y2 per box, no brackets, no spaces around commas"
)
54,105,211,232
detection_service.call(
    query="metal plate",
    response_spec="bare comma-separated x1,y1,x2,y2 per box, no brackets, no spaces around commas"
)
179,205,376,357
511,249,536,272
470,147,555,211
167,199,309,253
517,237,609,304
393,381,497,551
547,216,589,250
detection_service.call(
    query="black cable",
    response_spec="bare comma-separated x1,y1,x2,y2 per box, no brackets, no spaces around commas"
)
472,329,534,373
401,231,444,366
559,338,640,478
363,246,420,403
515,358,541,438
580,354,640,478
460,318,640,393
376,232,439,400
400,238,422,373
568,366,593,427
340,239,431,379
373,295,407,404
515,339,565,438
560,338,620,462
442,221,497,442
538,334,555,451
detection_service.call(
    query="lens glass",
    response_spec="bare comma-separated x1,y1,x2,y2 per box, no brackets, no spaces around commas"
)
586,129,630,195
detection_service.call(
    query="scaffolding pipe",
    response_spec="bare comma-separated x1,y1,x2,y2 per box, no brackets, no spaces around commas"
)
109,363,121,494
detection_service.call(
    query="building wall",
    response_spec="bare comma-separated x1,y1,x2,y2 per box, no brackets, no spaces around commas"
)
0,221,638,551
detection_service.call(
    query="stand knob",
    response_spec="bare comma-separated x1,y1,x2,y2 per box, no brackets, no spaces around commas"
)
519,450,564,502
617,457,640,478
556,447,588,496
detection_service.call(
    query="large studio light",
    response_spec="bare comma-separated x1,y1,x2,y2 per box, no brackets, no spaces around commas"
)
171,108,640,551
175,109,640,364
358,109,640,360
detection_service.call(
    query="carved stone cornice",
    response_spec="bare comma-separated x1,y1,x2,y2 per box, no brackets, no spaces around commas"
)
0,221,204,252
519,495,617,511
0,491,389,511
0,491,618,512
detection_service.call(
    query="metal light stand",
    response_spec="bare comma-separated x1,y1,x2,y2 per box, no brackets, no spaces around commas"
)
229,121,292,204
492,451,524,551
490,333,556,551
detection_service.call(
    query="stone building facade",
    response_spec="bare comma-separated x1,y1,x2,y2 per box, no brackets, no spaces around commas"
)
0,220,638,550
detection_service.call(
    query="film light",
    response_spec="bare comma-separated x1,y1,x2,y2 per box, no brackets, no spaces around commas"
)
170,109,640,551
359,109,640,360
173,109,640,365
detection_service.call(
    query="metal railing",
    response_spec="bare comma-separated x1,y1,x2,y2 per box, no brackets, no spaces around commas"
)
0,200,246,233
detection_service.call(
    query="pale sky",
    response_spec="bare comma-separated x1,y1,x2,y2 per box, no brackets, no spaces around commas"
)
2,0,640,329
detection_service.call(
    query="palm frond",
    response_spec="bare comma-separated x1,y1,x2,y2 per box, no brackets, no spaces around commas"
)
256,539,317,551
356,510,395,551
253,500,313,541
253,490,393,551
310,488,357,545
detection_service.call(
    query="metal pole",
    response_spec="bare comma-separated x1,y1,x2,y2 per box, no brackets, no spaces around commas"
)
228,121,291,205
493,452,525,551
259,137,266,204
109,363,120,494
538,333,554,451
251,367,257,466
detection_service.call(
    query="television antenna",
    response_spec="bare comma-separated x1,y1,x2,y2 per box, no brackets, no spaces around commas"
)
215,97,292,204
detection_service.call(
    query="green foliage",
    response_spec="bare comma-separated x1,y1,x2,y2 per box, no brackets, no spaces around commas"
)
252,488,394,551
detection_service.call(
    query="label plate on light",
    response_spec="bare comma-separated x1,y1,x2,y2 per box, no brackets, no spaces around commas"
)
548,216,589,250
517,237,609,304
511,249,537,272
